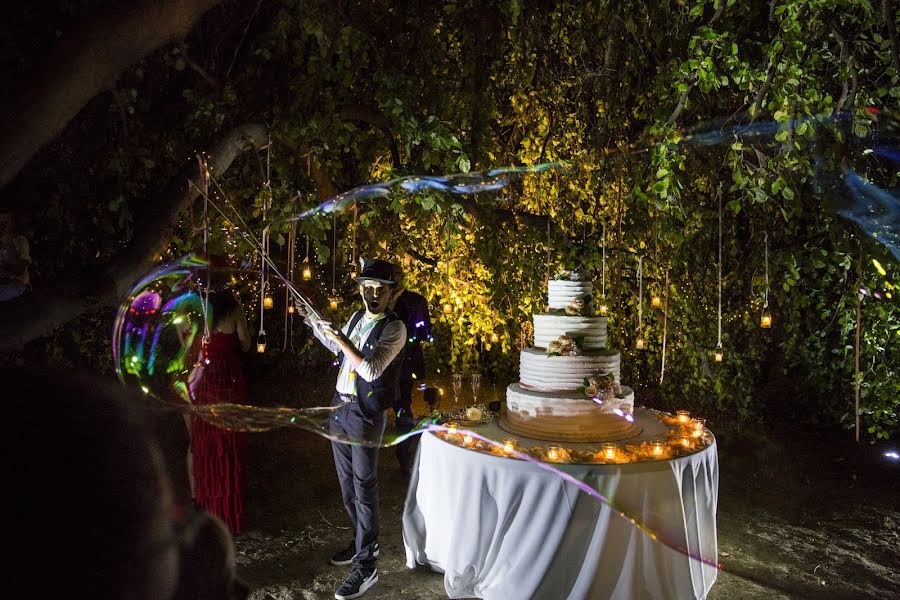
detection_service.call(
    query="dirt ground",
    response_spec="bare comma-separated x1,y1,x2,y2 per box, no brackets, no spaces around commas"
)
235,372,900,600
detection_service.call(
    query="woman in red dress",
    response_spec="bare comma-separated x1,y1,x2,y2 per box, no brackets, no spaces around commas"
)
191,288,250,532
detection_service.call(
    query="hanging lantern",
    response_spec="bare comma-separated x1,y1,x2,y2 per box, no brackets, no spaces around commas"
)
760,311,772,328
330,298,339,310
490,332,500,343
263,294,274,310
651,295,662,309
256,332,267,353
442,302,453,315
287,303,295,314
635,337,645,350
302,258,312,281
598,301,609,316
714,346,724,362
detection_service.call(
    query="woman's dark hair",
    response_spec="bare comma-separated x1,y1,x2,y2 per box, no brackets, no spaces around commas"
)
1,368,171,599
208,289,239,328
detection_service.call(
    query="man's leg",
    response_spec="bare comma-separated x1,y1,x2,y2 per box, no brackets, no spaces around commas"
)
330,398,358,530
346,403,385,569
394,375,416,474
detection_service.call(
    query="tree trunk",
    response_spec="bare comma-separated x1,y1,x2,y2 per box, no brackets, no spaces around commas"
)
0,123,267,352
0,0,225,190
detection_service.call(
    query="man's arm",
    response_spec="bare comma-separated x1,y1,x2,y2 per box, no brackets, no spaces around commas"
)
298,304,349,354
327,320,406,382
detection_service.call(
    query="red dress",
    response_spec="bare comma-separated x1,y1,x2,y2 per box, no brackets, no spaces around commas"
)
191,331,246,532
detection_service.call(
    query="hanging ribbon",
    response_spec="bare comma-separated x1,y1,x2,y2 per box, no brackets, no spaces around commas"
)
855,245,862,442
717,188,723,350
637,256,643,335
660,270,669,384
196,154,211,346
332,211,337,297
764,230,769,310
601,221,606,298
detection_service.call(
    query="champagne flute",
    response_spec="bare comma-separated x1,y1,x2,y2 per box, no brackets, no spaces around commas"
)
471,373,482,405
452,373,464,406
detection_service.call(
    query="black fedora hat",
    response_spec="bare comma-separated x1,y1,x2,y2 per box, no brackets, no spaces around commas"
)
354,258,397,286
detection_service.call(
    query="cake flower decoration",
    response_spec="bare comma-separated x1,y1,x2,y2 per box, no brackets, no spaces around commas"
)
579,371,621,401
547,335,581,357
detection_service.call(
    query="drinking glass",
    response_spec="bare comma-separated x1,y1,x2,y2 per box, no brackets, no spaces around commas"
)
452,373,464,405
471,373,482,404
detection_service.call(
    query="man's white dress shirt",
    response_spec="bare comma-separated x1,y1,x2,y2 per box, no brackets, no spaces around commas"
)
310,312,407,395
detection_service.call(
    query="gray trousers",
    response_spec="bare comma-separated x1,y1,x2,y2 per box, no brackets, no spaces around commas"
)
330,393,385,569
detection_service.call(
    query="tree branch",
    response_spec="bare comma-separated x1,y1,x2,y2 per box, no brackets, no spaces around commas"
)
338,105,401,167
0,0,225,190
665,75,697,128
750,65,776,123
0,123,267,352
178,43,222,89
884,0,900,75
297,143,339,201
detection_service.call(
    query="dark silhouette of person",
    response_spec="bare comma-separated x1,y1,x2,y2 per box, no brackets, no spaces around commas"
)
298,258,406,600
3,368,180,600
388,263,432,476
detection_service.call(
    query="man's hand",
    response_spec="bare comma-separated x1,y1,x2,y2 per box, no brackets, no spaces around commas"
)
323,323,346,345
295,301,319,324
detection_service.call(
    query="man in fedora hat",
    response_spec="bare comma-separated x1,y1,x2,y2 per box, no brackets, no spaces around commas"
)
298,258,406,600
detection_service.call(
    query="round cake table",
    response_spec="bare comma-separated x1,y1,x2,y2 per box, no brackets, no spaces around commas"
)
402,408,719,600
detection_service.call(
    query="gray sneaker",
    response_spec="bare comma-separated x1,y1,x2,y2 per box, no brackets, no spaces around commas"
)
334,567,378,599
330,541,379,566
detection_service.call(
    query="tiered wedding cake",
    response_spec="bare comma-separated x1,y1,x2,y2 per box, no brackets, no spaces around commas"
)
500,274,642,442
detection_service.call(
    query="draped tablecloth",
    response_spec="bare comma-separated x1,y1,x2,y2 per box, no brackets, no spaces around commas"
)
402,415,718,600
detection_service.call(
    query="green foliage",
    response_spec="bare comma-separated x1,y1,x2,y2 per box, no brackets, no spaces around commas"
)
3,0,899,440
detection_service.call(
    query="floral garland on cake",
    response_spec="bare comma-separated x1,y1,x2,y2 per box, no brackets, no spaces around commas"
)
579,371,623,402
547,335,582,357
552,269,585,281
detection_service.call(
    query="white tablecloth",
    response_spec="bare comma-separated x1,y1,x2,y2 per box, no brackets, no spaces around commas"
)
402,418,718,599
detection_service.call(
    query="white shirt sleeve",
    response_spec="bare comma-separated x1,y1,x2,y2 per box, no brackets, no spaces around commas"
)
355,320,407,382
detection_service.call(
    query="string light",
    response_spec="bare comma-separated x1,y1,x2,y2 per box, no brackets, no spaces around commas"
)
490,332,500,343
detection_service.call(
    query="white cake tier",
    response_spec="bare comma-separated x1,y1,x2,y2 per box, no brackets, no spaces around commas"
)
519,347,620,391
502,383,640,442
548,280,592,309
533,314,607,350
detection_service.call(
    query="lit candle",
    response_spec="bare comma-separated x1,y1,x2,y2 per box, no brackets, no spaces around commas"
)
463,434,474,447
256,333,266,353
446,422,458,436
714,347,724,362
651,295,662,309
652,442,664,456
263,296,274,309
692,418,706,438
287,304,295,314
599,302,609,316
636,337,645,350
760,312,772,328
442,302,452,315
302,265,312,281
602,442,617,460
676,410,690,423
547,446,562,461
502,438,516,454
330,298,339,310
490,332,500,343
680,437,692,448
